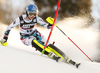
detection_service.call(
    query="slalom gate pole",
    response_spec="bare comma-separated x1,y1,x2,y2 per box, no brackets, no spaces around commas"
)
42,0,61,54
55,25,93,62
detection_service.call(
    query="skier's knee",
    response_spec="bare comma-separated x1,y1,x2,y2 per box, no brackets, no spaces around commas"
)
32,40,50,55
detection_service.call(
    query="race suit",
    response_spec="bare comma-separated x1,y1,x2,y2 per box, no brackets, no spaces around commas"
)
3,14,51,46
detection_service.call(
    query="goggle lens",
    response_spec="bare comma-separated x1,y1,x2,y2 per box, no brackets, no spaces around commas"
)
29,12,36,17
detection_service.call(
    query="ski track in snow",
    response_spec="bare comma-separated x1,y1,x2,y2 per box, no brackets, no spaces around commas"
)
0,17,100,73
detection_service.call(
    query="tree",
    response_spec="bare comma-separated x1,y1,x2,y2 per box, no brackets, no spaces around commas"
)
34,0,91,20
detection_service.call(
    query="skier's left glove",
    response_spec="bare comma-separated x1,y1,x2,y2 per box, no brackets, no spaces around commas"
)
47,23,52,29
0,37,8,46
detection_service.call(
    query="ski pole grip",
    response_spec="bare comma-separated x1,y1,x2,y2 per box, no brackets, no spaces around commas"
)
46,17,54,24
46,17,57,27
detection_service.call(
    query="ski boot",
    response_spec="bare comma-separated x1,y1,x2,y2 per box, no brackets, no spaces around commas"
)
65,58,81,68
69,60,81,68
48,51,61,62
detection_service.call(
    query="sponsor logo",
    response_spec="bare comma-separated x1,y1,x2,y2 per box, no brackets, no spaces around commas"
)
22,24,34,28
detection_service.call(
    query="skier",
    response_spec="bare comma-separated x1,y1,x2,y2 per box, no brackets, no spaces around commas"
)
0,4,80,68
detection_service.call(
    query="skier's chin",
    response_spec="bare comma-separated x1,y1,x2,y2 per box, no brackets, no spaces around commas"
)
28,16,35,20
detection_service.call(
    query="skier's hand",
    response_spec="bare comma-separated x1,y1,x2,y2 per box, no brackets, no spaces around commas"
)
0,39,8,46
47,23,52,29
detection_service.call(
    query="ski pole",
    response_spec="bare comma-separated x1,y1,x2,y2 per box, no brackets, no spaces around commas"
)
57,25,93,62
42,0,61,54
46,17,93,62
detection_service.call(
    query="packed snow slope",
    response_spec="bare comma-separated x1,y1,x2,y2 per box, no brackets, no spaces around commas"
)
0,17,100,73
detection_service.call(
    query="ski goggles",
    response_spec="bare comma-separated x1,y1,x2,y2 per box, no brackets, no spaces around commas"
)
28,12,36,17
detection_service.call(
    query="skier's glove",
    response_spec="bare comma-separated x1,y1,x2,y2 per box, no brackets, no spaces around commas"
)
47,23,52,29
0,38,8,46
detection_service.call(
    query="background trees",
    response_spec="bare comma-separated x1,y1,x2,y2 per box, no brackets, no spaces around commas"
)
0,0,91,24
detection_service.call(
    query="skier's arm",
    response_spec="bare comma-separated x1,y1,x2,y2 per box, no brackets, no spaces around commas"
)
3,17,20,42
37,16,52,29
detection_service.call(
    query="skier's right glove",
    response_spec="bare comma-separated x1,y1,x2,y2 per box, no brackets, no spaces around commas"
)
0,38,8,46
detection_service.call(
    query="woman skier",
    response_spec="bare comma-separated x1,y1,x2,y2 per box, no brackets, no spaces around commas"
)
0,4,80,68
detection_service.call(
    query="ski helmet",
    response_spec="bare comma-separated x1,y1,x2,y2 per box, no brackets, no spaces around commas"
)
26,4,38,17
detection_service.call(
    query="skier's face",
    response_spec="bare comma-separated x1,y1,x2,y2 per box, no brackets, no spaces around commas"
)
28,12,36,20
28,15,35,20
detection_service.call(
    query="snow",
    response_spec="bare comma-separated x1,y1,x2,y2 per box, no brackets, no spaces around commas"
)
0,17,100,73
91,0,100,28
0,45,100,73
